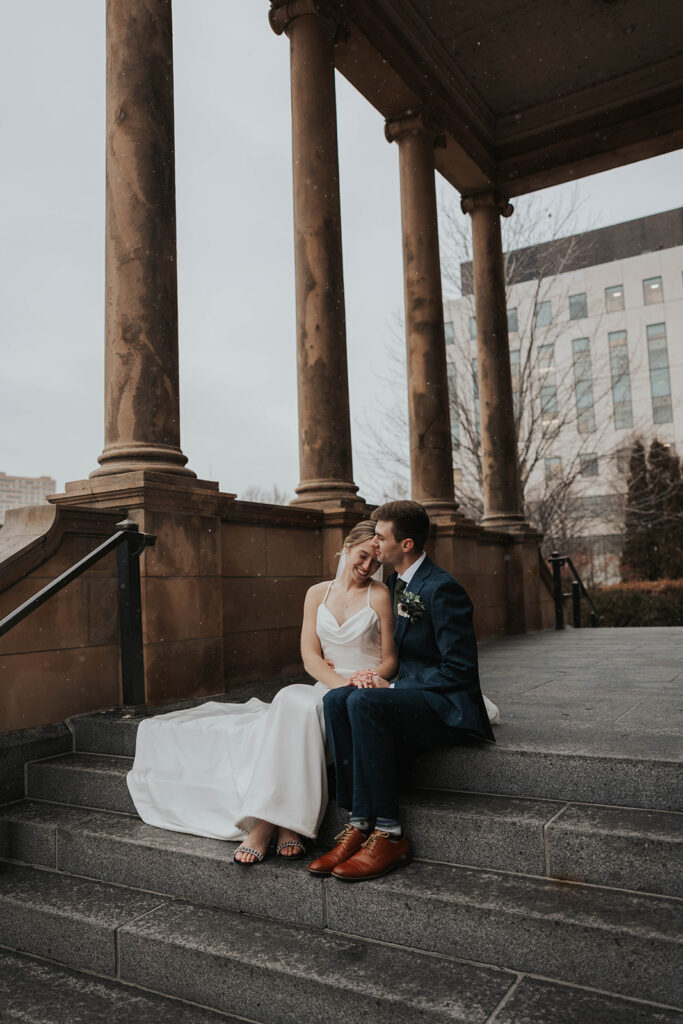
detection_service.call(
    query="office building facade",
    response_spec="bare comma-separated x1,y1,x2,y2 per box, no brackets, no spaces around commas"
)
444,208,683,583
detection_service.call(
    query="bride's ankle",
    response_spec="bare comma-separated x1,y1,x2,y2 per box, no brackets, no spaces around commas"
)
257,821,277,840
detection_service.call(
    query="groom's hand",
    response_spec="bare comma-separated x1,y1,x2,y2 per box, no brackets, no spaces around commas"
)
349,669,376,688
348,670,391,689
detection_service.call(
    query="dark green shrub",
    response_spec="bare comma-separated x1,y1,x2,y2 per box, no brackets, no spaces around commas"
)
589,580,683,627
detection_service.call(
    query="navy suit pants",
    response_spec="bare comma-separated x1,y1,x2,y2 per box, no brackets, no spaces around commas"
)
323,686,456,820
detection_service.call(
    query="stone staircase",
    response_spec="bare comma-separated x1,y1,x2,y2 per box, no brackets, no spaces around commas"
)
0,702,681,1023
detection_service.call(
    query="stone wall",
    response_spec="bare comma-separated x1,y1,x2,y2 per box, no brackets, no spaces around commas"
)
0,505,122,734
221,502,324,687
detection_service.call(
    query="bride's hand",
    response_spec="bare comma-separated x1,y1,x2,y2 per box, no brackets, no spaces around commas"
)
349,669,375,688
369,672,391,689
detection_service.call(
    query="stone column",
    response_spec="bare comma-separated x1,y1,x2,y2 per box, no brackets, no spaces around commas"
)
270,1,362,508
385,112,459,516
461,192,526,529
92,0,193,479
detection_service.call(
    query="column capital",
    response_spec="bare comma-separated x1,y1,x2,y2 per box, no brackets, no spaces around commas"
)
384,109,446,148
269,0,339,37
460,190,514,218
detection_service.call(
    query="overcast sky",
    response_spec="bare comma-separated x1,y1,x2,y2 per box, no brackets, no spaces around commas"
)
1,2,682,505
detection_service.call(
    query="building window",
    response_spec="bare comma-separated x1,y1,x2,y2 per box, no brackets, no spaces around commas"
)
545,457,561,480
507,307,518,333
446,357,460,447
538,343,558,426
469,316,477,341
605,285,624,312
572,337,596,434
646,323,673,424
471,357,480,439
569,293,587,320
608,330,634,429
534,301,552,327
509,348,520,417
444,320,455,346
643,276,663,305
580,453,599,477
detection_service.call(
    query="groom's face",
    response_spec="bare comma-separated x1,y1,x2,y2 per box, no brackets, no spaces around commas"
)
373,520,405,565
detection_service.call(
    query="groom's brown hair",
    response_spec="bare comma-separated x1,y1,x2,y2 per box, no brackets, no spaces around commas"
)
371,500,430,552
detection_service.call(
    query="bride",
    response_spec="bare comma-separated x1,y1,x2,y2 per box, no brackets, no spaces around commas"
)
126,520,396,864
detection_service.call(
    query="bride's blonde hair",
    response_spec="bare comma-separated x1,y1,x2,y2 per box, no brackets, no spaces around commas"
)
335,521,377,566
342,520,377,551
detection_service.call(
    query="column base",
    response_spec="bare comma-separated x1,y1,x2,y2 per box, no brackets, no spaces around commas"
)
291,478,366,511
91,443,196,479
420,498,462,520
54,469,222,512
481,511,533,533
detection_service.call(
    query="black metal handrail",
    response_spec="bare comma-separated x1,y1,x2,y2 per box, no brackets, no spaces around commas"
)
0,519,155,705
548,551,599,630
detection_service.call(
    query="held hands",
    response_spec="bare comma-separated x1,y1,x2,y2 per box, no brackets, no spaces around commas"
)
348,670,391,689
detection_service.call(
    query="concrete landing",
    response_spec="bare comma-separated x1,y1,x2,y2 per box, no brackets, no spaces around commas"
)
478,627,682,759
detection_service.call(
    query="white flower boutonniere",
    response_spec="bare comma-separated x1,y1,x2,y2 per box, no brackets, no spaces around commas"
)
397,591,425,623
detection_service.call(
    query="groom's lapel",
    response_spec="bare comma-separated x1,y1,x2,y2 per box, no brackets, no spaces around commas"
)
394,556,433,651
406,555,433,598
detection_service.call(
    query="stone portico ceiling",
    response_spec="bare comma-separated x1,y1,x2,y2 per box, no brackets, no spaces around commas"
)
330,0,683,196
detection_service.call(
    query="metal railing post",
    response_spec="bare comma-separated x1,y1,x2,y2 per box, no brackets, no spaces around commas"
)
571,580,581,628
550,551,565,630
116,520,147,707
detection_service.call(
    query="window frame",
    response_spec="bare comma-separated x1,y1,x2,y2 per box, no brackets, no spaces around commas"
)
569,292,588,320
642,276,664,305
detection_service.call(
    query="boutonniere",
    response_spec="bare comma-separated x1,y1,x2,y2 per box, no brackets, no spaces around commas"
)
397,591,425,623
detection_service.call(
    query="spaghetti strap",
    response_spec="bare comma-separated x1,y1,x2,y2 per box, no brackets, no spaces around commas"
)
367,580,372,606
322,580,334,606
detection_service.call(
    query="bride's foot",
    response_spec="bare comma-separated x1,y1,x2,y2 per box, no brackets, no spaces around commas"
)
276,827,306,859
234,820,275,865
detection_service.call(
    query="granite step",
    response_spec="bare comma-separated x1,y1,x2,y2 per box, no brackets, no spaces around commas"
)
0,949,241,1023
324,858,683,1006
0,801,325,929
68,708,682,811
415,733,681,811
0,862,164,976
1,857,679,1013
26,752,136,814
2,950,680,1024
0,863,516,1024
19,749,683,895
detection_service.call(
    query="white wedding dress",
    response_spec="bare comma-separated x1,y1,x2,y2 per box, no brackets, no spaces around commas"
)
126,582,383,841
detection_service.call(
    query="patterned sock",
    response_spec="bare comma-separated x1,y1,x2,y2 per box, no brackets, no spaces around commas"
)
349,816,372,835
375,817,402,838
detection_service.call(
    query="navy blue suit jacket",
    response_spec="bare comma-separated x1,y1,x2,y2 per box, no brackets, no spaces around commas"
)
390,556,494,742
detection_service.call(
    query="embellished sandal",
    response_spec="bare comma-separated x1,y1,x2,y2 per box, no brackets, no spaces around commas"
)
276,838,306,860
233,844,267,866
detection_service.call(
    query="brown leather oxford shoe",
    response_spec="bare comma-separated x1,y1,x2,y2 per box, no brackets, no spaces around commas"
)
307,824,367,876
331,829,411,881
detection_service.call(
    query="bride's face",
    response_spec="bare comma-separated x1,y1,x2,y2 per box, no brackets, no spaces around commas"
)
346,540,380,584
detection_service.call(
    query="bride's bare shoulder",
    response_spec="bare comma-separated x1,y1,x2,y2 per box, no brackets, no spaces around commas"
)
369,580,391,609
305,580,332,602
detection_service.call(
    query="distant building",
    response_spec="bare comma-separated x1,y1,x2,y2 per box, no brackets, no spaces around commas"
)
444,208,683,584
0,473,56,524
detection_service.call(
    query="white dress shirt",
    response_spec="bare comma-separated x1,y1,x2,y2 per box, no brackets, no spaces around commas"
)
397,550,426,587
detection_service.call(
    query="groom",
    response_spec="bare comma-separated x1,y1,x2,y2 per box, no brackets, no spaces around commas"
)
308,500,494,882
